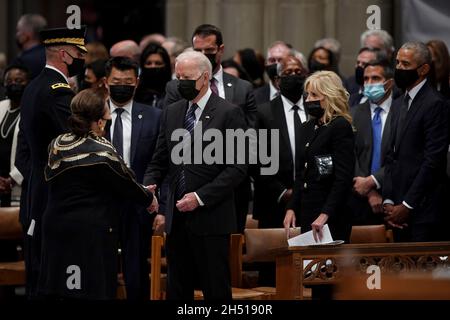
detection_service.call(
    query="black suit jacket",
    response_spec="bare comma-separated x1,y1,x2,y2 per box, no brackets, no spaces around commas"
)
383,81,448,225
253,83,271,106
12,44,46,79
105,101,161,183
352,99,394,186
288,117,355,240
19,68,74,226
252,96,305,226
144,93,248,235
164,72,257,129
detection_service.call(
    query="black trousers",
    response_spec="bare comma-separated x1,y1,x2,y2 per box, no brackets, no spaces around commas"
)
120,208,153,300
23,222,41,298
166,210,232,301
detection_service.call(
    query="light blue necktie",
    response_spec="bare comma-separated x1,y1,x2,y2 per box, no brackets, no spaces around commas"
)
371,107,383,174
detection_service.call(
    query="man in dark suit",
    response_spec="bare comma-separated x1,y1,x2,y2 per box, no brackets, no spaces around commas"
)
18,27,87,297
253,41,291,106
104,57,161,300
144,50,247,300
254,55,308,228
164,24,256,234
383,42,449,242
12,14,47,79
351,58,395,225
253,54,307,286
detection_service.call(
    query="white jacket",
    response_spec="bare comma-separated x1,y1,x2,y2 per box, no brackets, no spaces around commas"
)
0,99,23,204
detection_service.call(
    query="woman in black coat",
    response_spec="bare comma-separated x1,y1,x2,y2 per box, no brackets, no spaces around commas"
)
38,89,156,299
284,71,355,242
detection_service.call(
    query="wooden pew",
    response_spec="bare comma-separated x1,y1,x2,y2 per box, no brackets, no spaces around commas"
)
0,207,25,287
274,241,450,300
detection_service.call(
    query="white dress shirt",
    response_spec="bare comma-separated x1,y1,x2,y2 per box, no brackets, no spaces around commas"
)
269,81,279,101
109,100,133,167
277,95,307,202
212,66,225,99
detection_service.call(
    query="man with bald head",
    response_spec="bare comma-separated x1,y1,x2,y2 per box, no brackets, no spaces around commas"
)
143,51,247,300
253,40,291,105
110,40,140,63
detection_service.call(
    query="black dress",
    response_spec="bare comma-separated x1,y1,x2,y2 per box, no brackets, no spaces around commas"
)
288,116,355,242
37,132,153,299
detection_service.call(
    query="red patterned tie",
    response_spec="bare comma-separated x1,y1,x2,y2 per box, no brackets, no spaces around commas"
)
210,78,219,95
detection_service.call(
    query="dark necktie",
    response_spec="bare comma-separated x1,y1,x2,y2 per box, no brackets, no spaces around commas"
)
210,78,219,96
292,105,302,171
395,93,410,145
112,108,124,157
370,107,383,174
175,104,198,200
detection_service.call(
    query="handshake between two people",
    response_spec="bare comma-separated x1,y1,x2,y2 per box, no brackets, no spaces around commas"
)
144,185,200,214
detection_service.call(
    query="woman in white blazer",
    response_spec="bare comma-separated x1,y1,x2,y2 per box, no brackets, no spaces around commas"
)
0,65,29,206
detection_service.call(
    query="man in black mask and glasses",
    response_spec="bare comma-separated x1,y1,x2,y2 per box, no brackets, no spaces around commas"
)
383,41,449,242
17,26,87,298
103,56,161,300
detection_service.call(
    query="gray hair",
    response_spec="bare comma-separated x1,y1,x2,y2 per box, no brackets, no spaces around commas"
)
266,40,290,62
360,29,394,53
276,52,307,76
314,38,341,62
400,41,432,65
19,14,47,40
175,51,212,79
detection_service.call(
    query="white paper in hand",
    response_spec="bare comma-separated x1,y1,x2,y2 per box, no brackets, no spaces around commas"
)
287,224,334,247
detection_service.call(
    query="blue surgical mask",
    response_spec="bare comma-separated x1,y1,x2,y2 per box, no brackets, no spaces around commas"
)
363,83,386,103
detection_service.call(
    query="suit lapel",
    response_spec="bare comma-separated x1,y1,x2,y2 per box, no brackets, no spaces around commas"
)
361,101,373,148
223,73,235,102
271,96,293,162
396,83,428,149
198,94,216,131
381,105,393,161
130,102,143,166
105,100,112,141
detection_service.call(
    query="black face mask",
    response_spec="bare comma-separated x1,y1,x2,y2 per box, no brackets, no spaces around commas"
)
79,80,93,91
109,85,135,104
394,66,421,90
355,66,365,86
64,51,85,77
177,77,201,101
204,53,218,72
279,74,305,103
265,64,278,81
140,67,166,91
6,84,26,102
304,100,324,118
309,60,328,73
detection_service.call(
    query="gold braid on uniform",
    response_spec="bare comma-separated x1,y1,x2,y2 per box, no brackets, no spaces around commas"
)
45,132,134,182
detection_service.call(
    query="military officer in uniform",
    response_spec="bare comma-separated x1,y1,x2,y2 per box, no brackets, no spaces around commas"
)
18,26,87,297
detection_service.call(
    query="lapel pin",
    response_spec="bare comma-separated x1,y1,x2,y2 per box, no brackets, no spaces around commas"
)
227,82,232,87
205,115,210,119
138,114,143,119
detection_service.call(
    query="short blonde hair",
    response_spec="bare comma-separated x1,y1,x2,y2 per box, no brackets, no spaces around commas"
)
304,71,351,125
